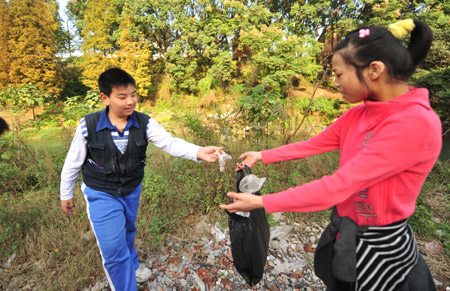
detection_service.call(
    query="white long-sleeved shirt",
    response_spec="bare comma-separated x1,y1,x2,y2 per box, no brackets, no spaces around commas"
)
60,113,201,200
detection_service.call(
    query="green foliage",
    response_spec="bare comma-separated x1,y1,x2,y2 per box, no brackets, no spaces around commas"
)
139,150,234,246
413,1,450,70
172,112,219,146
0,83,50,109
198,75,214,98
237,84,284,139
296,97,350,125
0,83,52,132
410,198,438,238
60,90,102,128
410,160,450,256
59,63,90,100
208,51,237,88
411,68,450,133
140,170,170,245
239,22,323,91
0,201,43,258
164,39,199,93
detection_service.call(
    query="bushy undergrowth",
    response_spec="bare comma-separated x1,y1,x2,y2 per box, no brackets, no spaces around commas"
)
0,107,448,290
410,159,450,256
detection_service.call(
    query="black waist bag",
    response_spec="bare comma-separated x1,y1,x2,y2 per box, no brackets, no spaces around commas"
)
226,166,270,286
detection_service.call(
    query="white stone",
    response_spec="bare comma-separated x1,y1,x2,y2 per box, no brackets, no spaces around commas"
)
136,264,152,283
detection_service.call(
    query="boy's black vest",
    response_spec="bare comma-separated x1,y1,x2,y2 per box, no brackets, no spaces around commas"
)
81,110,150,197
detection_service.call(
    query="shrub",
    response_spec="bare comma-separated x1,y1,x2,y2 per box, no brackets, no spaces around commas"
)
296,97,350,125
411,68,450,134
237,84,284,139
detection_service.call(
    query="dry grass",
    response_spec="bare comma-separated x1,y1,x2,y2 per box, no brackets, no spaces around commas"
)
0,188,104,290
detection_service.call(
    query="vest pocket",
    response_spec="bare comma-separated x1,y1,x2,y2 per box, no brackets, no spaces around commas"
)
87,143,107,166
135,140,147,147
135,140,148,161
87,159,111,174
88,143,105,150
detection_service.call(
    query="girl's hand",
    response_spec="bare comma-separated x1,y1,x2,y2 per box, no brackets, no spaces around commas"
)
220,192,264,213
197,146,223,163
236,151,262,170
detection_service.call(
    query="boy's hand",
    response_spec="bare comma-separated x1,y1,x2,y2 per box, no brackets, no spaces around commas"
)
61,199,75,214
236,151,262,170
220,192,264,213
197,146,222,163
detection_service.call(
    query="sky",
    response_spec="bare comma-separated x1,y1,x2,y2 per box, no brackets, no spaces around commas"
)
57,0,82,57
57,0,69,25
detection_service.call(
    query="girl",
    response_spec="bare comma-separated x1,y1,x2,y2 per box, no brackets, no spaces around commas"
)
221,19,442,291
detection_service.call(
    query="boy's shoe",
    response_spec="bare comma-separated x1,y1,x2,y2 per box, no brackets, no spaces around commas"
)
136,264,152,283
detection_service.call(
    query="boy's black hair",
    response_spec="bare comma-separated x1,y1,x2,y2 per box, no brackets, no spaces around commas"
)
335,20,433,82
98,68,136,97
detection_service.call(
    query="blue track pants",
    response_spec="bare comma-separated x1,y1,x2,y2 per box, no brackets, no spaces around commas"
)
82,182,141,291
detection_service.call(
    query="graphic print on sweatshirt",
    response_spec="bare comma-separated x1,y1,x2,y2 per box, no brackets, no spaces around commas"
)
354,130,378,220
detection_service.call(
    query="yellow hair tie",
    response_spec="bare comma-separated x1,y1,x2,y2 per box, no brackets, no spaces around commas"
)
388,19,415,40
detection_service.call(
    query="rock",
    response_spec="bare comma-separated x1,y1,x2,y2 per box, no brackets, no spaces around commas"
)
273,258,306,274
86,277,108,291
191,270,206,291
82,230,95,242
270,225,293,239
214,225,226,243
272,213,283,222
34,260,45,271
205,254,215,266
4,253,16,268
136,264,152,283
424,241,442,254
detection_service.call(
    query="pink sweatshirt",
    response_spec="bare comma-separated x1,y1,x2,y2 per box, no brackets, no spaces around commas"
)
261,88,442,226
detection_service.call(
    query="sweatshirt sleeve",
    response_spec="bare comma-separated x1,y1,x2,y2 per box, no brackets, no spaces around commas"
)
60,121,87,200
262,115,441,214
261,115,343,164
147,118,202,161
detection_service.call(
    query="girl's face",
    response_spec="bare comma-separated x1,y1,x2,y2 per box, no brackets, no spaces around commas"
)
331,53,370,103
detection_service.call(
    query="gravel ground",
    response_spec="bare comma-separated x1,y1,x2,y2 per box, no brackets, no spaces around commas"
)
3,213,448,291
88,219,327,291
85,213,449,291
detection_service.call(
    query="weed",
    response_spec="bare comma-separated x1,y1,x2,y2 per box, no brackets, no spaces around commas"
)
410,159,450,256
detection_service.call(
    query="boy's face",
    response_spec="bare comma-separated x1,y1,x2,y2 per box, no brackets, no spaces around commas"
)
100,85,137,120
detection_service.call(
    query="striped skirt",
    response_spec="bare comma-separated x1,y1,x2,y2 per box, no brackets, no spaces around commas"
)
355,219,418,291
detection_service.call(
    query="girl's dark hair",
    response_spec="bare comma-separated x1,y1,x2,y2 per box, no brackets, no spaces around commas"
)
335,20,433,82
98,68,136,96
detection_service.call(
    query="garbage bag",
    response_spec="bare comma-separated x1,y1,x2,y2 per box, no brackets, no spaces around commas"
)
226,166,270,286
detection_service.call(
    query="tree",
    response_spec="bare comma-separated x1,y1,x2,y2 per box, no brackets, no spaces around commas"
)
0,0,10,89
0,84,51,134
116,9,153,98
80,0,122,89
6,0,62,95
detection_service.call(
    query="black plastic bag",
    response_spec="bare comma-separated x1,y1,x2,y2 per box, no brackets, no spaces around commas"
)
226,166,270,286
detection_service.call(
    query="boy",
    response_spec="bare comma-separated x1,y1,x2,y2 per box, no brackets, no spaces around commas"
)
60,68,221,290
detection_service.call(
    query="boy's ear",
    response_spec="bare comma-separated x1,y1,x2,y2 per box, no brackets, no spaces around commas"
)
368,61,386,80
100,92,110,106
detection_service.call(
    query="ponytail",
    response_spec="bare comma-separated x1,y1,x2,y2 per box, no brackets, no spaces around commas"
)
408,20,433,67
